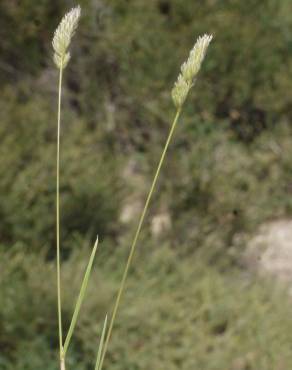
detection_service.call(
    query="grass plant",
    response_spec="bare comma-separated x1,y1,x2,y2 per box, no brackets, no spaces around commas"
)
52,6,212,369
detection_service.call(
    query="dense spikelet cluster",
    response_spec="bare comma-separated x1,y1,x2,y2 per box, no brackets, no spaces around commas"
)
172,34,213,108
52,6,81,69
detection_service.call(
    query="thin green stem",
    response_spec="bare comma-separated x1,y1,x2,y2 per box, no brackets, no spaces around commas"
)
56,65,64,362
61,357,65,370
99,108,182,369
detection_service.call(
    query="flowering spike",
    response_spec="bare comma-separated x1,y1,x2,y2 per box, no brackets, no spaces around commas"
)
172,34,213,108
172,75,191,109
52,6,81,69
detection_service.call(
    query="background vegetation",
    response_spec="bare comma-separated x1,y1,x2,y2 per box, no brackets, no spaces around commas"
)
1,0,292,368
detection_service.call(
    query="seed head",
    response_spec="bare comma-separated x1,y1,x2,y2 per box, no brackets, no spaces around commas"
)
172,34,213,108
172,75,191,109
52,6,81,69
181,34,213,83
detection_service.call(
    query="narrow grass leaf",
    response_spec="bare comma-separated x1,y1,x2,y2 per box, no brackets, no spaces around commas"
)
95,314,108,370
63,236,99,355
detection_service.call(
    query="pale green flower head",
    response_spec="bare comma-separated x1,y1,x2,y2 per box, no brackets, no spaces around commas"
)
172,34,213,108
52,6,81,69
181,34,213,83
172,75,191,109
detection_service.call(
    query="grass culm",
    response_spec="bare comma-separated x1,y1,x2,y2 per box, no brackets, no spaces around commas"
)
52,5,212,370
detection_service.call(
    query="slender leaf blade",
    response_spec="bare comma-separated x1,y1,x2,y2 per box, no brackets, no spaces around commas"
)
95,314,108,370
63,235,99,355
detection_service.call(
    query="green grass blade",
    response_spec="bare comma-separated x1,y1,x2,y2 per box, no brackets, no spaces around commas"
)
63,235,99,355
95,314,108,370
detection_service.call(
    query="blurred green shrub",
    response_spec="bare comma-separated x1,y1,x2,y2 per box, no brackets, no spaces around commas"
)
1,0,292,258
1,2,292,369
1,0,292,140
2,245,292,370
0,87,121,252
155,119,292,260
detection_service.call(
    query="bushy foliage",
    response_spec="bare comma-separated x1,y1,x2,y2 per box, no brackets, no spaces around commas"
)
2,1,292,368
0,87,120,252
1,245,292,370
2,0,292,139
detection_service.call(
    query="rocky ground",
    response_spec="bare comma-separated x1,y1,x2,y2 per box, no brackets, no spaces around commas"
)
245,220,292,291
